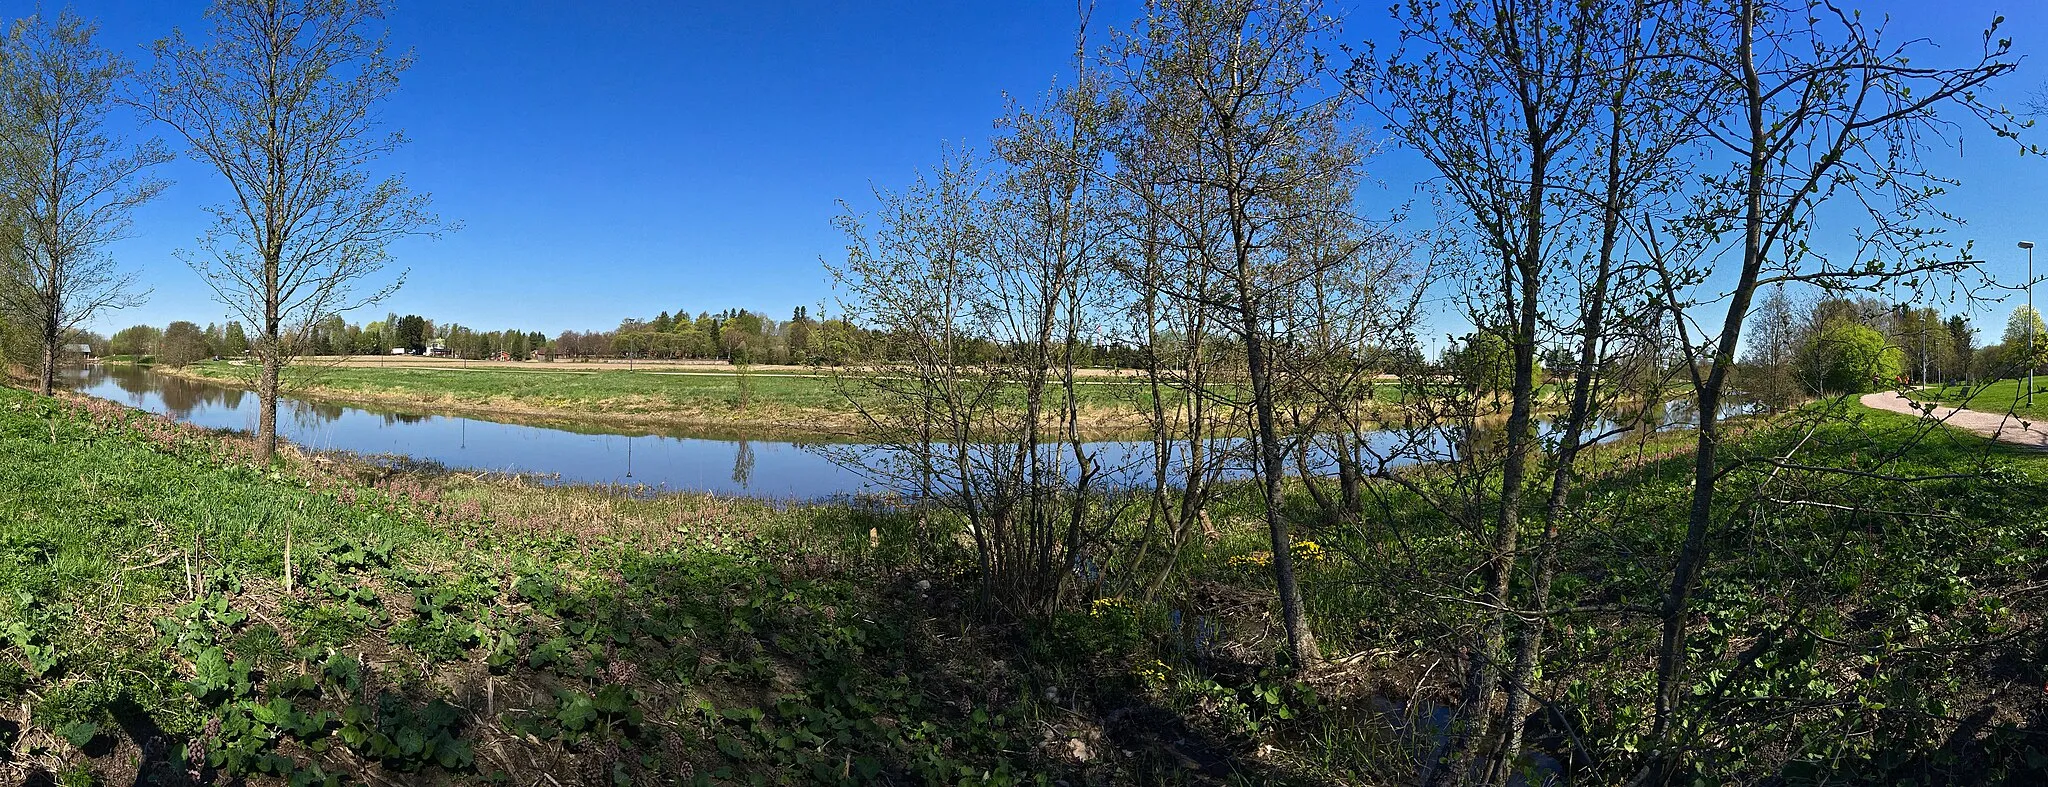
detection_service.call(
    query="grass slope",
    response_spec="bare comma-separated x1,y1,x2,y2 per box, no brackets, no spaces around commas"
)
2,385,2045,784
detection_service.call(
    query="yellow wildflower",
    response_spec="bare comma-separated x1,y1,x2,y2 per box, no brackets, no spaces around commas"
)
1090,596,1137,618
1227,551,1273,571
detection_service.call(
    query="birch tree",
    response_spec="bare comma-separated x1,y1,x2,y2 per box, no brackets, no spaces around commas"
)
135,0,439,461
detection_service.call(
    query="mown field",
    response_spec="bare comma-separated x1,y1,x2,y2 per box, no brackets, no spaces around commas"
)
160,360,1161,437
3,383,2044,784
147,359,1574,439
1915,377,2048,421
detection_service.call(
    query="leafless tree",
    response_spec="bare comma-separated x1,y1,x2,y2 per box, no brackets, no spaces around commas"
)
0,10,168,395
1637,1,2024,779
1370,0,1611,778
1102,0,1369,665
134,0,441,461
828,86,1127,617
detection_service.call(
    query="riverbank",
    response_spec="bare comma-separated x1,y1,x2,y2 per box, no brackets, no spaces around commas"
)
0,385,1299,783
137,358,1604,442
150,359,1159,439
6,384,2041,784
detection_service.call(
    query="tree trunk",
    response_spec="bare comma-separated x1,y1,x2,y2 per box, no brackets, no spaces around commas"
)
1430,137,1551,787
1242,302,1318,665
1649,2,1763,764
257,350,282,463
1493,41,1643,781
38,340,57,396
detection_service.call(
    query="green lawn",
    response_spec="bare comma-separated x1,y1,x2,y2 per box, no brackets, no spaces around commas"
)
1912,377,2048,421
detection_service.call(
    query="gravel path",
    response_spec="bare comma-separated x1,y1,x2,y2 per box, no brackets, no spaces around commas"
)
1860,390,2048,448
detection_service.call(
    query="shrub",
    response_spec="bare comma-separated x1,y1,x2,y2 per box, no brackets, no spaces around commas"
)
1797,321,1901,394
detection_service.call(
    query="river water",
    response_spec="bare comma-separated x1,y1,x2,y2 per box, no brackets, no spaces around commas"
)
61,365,1735,500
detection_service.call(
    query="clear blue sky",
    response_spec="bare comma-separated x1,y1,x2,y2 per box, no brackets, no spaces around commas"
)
66,1,2048,349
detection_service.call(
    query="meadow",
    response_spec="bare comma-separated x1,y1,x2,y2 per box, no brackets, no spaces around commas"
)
159,359,1160,437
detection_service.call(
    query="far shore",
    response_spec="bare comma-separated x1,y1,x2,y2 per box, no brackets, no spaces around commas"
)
130,357,1163,440
102,356,1700,445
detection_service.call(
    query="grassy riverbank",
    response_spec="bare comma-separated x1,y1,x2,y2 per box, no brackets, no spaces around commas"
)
4,383,2044,783
139,358,1585,439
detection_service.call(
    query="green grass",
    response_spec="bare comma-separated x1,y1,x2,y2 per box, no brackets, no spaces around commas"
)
1913,377,2048,421
5,384,2046,783
169,360,1158,433
0,386,1343,784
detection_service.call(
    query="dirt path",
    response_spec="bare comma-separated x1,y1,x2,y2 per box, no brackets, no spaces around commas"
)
1860,390,2048,448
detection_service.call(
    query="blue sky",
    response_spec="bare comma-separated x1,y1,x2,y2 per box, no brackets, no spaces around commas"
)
64,1,2048,350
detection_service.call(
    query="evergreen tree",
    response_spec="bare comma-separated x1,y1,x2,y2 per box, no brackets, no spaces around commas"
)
223,321,249,356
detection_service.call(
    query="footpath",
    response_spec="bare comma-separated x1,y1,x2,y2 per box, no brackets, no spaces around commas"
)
1860,390,2048,448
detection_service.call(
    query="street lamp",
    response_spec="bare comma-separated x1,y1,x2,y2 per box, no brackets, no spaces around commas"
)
2023,241,2037,406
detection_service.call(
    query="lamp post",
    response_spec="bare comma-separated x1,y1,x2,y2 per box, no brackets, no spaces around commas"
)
2024,241,2037,407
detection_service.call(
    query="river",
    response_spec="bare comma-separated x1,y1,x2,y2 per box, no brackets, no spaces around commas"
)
61,364,1738,500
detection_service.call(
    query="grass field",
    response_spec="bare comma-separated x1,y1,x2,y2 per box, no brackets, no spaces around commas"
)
1914,377,2048,421
162,359,1160,436
5,380,2044,783
150,358,1590,439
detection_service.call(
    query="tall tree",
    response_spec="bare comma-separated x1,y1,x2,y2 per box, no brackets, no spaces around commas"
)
394,313,426,352
1945,313,1975,380
158,319,212,367
0,10,168,394
1744,284,1802,407
222,320,248,356
786,305,813,361
137,0,440,461
1641,1,2022,776
1106,0,1368,665
1371,0,1615,777
2000,304,2047,375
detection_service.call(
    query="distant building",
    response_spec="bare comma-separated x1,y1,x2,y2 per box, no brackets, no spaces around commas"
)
64,344,94,359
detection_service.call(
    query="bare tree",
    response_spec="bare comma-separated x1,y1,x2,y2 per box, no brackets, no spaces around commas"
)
1105,0,1368,666
1111,170,1237,598
1638,1,2023,778
135,0,440,461
1371,0,1610,777
824,34,1128,617
0,10,168,395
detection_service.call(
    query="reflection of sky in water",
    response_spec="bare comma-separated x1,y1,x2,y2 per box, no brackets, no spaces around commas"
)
65,365,870,500
62,366,1746,501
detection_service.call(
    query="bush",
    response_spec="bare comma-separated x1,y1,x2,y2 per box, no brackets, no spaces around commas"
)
1797,321,1901,393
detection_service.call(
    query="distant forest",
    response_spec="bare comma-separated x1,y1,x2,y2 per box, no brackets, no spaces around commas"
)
97,306,1170,368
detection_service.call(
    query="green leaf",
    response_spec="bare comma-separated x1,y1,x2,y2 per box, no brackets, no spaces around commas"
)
55,720,97,748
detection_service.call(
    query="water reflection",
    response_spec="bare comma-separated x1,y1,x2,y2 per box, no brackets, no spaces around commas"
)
59,365,1752,501
60,364,872,499
731,440,755,488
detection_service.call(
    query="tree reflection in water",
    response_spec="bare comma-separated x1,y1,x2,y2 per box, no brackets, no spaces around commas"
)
731,439,755,489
